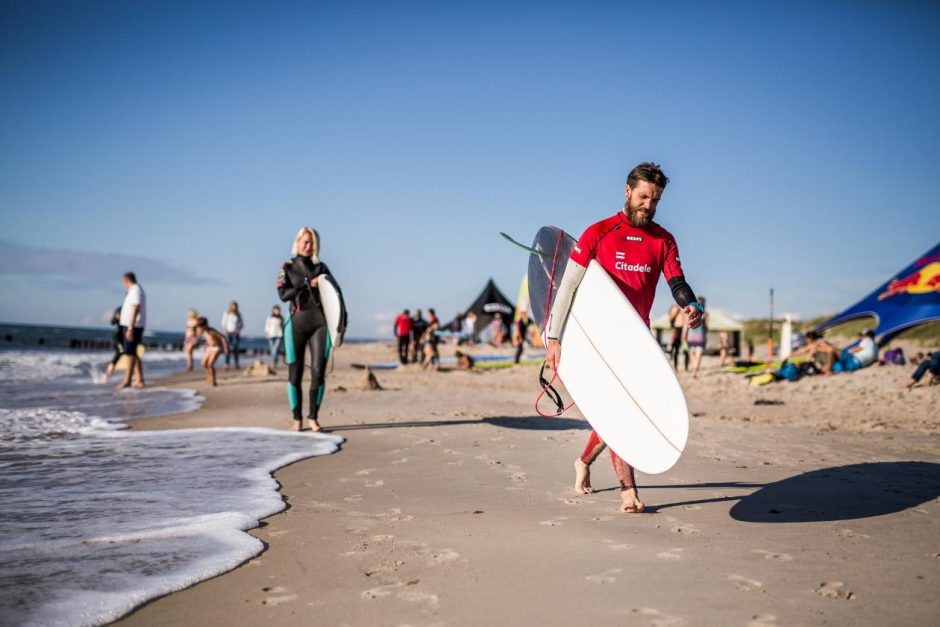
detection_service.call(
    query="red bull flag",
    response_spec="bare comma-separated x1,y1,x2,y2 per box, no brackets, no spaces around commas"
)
814,242,940,345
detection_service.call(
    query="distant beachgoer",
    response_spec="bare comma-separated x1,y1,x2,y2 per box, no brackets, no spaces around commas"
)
463,312,477,344
278,226,345,432
183,308,199,372
491,313,507,345
411,309,428,364
666,304,686,370
513,310,531,364
683,296,708,378
394,309,412,365
905,351,939,389
221,301,243,371
104,306,122,380
544,163,703,513
422,308,441,369
790,330,842,375
449,312,464,335
838,329,878,372
116,272,146,390
265,305,284,372
719,330,734,368
195,316,228,386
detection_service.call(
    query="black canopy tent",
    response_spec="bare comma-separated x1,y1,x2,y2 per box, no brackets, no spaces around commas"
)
447,279,515,341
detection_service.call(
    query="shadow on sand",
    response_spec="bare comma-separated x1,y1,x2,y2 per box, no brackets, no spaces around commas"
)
729,461,940,523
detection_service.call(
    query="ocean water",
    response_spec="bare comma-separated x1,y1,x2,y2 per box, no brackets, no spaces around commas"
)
0,348,344,627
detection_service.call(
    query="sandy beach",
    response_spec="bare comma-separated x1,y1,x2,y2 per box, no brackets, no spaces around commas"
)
114,342,940,626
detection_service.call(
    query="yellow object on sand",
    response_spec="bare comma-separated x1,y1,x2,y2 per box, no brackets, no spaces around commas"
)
750,372,776,386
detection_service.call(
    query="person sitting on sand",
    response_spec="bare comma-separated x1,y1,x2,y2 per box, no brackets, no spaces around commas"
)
790,330,842,375
195,317,228,386
183,308,200,372
905,351,939,389
839,329,878,372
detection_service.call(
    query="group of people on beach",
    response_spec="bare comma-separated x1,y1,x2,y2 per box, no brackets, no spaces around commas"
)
393,308,442,367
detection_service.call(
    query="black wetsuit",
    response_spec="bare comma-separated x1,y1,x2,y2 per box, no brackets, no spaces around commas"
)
277,256,335,422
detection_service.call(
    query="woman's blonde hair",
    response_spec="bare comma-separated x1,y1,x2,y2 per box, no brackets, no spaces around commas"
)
187,308,198,319
292,226,320,262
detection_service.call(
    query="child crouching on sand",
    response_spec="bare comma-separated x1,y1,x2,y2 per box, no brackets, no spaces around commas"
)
195,317,228,386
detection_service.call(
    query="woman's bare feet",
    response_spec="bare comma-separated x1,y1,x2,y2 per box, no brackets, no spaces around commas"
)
289,420,303,432
620,488,646,513
574,458,594,494
309,419,323,433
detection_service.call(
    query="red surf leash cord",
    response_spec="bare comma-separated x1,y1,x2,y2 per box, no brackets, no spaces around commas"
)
535,229,576,418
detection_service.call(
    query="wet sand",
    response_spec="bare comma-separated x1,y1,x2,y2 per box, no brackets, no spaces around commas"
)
117,342,940,626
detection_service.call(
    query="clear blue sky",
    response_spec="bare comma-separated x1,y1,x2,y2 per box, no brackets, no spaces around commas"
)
2,0,938,337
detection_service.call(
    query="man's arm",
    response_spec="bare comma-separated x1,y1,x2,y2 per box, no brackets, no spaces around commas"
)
662,236,703,329
545,258,588,370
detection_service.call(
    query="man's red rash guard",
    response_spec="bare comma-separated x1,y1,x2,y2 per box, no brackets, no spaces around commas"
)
569,211,685,326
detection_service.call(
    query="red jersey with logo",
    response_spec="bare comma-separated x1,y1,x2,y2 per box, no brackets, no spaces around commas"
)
569,211,684,325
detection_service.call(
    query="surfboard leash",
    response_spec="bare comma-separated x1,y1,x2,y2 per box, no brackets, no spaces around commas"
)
535,362,575,417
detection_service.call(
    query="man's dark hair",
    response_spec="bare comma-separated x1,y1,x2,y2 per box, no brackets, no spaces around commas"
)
123,272,137,283
626,162,669,189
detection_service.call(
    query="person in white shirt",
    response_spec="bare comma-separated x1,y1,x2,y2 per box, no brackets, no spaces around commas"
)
220,301,244,370
265,305,285,371
116,272,146,390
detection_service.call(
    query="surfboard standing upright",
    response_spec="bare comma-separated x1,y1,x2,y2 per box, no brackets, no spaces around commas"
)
526,226,690,475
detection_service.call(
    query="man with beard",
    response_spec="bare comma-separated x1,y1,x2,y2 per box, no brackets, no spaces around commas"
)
544,162,704,513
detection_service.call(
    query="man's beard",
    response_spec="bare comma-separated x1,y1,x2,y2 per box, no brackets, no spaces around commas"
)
624,201,655,227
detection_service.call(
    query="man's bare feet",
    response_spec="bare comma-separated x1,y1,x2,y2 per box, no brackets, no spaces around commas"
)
620,488,645,513
574,458,594,494
288,420,302,432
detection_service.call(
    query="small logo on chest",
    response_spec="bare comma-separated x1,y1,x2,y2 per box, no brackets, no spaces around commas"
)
624,235,643,242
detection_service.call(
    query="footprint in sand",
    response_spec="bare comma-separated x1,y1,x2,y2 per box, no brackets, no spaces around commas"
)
630,607,686,626
728,574,764,592
397,589,439,607
815,581,855,600
656,548,684,560
746,613,777,627
416,547,461,566
606,543,633,551
562,498,585,505
370,534,395,542
260,586,298,606
391,457,409,464
355,469,375,476
539,518,566,527
361,583,401,600
670,525,699,536
585,568,622,584
837,528,870,539
751,549,793,562
365,480,385,488
682,505,701,511
344,494,363,503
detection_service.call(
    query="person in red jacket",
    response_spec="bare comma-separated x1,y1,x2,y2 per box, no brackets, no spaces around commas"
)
394,309,413,365
545,162,704,514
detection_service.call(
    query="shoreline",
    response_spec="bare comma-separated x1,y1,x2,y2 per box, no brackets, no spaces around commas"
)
113,341,939,626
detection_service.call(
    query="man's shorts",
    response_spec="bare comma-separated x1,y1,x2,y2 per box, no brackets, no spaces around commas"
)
120,326,144,356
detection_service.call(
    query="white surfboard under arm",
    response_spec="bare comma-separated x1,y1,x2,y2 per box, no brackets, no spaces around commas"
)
545,258,587,340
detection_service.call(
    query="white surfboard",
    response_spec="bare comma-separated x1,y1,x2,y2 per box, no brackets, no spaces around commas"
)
556,260,689,474
318,275,346,349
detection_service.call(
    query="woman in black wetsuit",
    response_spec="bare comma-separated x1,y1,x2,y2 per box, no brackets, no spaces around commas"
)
277,227,344,432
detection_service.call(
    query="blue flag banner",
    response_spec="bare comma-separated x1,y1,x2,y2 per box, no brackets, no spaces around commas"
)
814,242,940,345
